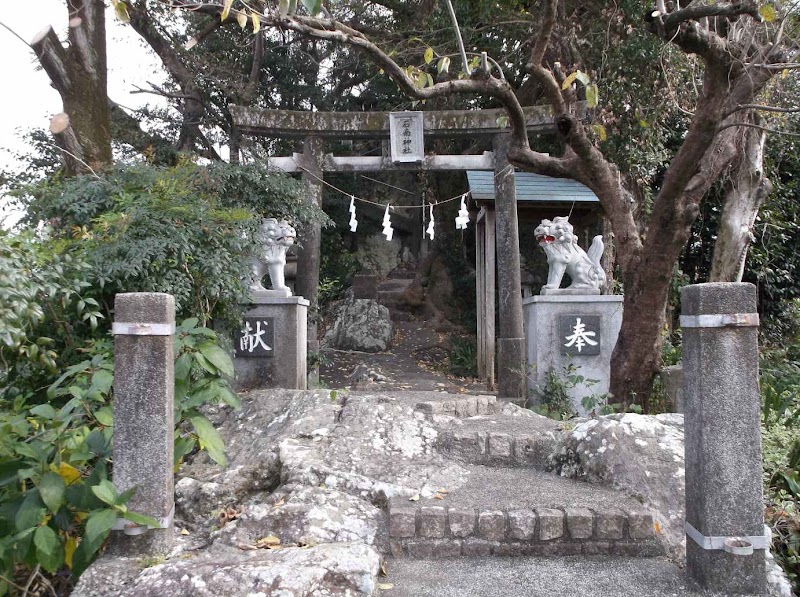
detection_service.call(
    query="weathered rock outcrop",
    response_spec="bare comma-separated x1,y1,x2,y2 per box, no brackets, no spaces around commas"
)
75,390,469,596
324,296,394,352
547,413,685,558
74,542,380,597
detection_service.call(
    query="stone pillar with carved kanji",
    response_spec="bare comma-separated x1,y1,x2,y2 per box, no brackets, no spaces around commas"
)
232,294,308,390
523,295,623,415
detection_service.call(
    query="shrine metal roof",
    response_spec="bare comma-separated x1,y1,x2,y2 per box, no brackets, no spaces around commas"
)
466,170,599,203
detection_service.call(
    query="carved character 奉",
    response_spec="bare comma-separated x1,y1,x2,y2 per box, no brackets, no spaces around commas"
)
534,216,605,294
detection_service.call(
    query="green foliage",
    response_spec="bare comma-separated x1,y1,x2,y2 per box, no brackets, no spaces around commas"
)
447,336,477,378
529,363,579,420
438,233,477,330
763,421,800,590
530,362,631,419
660,329,682,367
761,350,800,430
761,348,800,590
10,162,324,328
1,180,251,589
173,318,241,468
0,231,105,404
319,231,362,309
0,321,236,592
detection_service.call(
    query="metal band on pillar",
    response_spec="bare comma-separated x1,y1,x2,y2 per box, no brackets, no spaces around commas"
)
679,313,759,328
685,521,771,556
112,322,176,336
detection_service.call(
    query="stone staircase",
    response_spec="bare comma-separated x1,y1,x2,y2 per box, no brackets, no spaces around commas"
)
376,275,416,322
385,393,664,561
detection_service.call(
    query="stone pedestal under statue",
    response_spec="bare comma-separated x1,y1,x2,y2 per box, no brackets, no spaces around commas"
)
232,291,308,391
523,294,623,415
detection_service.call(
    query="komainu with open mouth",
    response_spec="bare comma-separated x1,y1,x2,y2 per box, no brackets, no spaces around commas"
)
534,216,605,294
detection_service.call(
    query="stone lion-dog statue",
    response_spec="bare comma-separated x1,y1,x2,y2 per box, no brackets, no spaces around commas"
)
534,216,606,294
249,218,296,295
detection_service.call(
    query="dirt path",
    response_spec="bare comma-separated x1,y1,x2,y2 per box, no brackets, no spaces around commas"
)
319,317,492,394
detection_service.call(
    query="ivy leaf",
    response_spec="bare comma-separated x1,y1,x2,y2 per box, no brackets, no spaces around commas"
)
424,47,434,65
561,71,578,90
91,479,118,506
575,70,590,86
175,353,192,383
585,84,599,108
39,472,66,514
30,404,56,420
53,462,81,485
199,344,234,378
591,123,608,141
221,0,234,21
237,11,248,29
112,0,130,23
34,525,64,573
94,406,114,427
15,491,46,531
194,352,219,377
496,115,509,129
124,511,161,528
0,460,27,487
252,11,261,33
437,56,450,74
84,508,117,546
64,535,78,570
190,415,227,466
218,386,241,409
91,369,114,394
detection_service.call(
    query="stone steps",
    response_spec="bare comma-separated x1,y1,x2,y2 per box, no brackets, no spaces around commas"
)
377,278,414,293
415,395,560,469
387,503,662,559
385,464,664,560
381,556,717,597
414,394,501,418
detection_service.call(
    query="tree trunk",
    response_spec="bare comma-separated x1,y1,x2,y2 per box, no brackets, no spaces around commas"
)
127,1,208,155
31,0,112,174
709,117,772,282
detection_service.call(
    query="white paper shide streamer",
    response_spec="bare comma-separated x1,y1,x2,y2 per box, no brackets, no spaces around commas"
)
382,204,394,241
348,195,358,232
426,204,435,240
455,194,469,230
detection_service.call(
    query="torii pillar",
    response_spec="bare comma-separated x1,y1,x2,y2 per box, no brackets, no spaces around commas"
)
295,136,324,378
493,134,526,400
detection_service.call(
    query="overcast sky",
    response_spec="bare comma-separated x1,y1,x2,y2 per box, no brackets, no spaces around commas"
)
0,1,165,227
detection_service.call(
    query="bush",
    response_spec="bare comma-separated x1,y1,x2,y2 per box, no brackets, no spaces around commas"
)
761,348,800,591
0,160,325,593
12,162,328,328
447,336,477,378
0,230,238,591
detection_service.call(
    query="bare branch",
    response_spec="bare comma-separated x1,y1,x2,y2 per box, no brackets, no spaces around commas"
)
242,31,265,105
131,83,200,101
530,0,558,67
724,103,800,117
0,19,29,47
662,1,761,28
443,0,470,75
185,17,223,49
716,121,800,137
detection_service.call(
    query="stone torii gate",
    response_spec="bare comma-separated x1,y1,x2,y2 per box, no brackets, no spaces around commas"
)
230,105,557,399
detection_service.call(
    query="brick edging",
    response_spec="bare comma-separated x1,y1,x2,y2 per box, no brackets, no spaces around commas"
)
387,504,663,558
